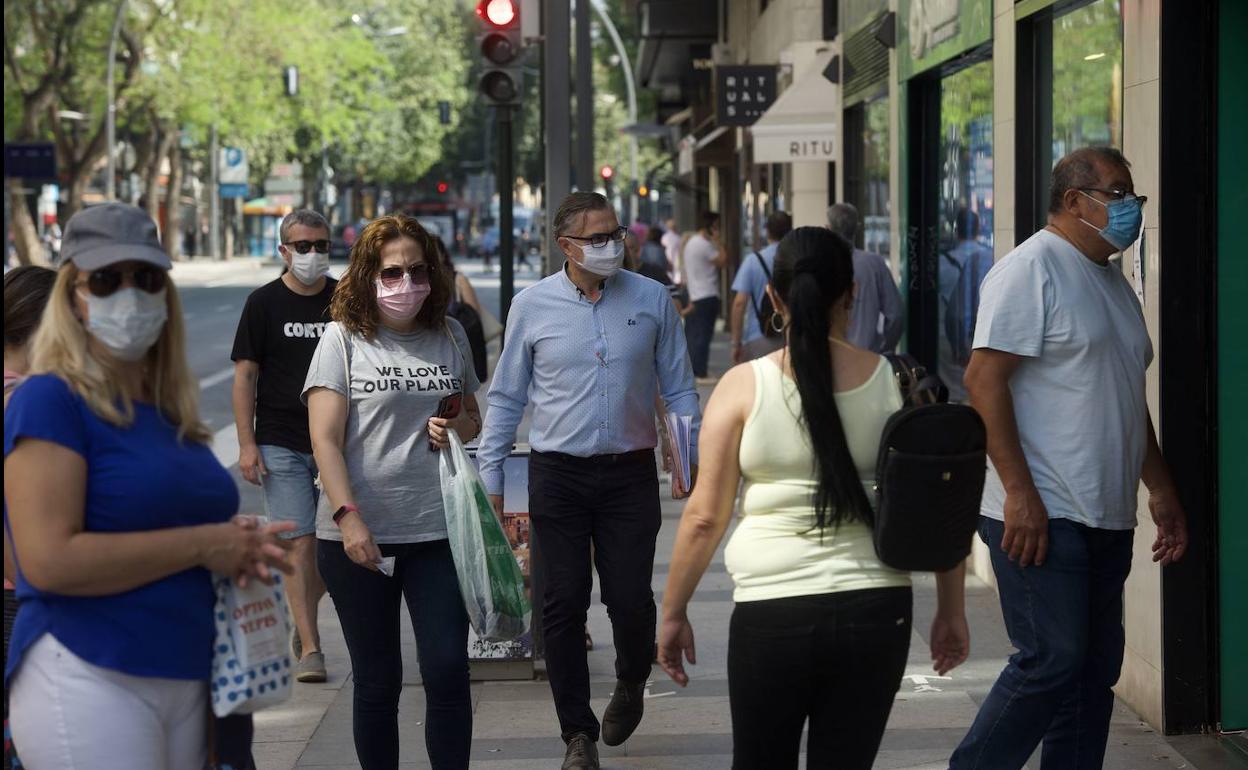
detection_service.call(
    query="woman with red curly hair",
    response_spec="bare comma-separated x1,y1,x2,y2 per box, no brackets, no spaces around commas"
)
302,215,481,769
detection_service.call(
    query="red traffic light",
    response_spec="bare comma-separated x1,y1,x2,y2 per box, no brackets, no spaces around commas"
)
476,0,516,27
599,165,614,180
436,181,449,194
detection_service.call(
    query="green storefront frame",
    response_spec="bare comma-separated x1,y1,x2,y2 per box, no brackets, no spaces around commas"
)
1217,0,1248,734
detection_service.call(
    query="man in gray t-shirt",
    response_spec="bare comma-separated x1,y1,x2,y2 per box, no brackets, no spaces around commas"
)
950,147,1188,770
302,320,479,543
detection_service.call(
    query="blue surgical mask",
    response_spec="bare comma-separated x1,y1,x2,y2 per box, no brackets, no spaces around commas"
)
1078,191,1144,251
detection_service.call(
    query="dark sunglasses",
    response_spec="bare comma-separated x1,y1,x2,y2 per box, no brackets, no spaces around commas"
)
80,266,168,298
283,239,331,254
562,226,628,249
378,263,430,288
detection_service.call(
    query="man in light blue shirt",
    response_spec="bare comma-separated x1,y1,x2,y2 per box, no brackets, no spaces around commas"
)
477,192,700,770
826,203,904,353
729,211,791,363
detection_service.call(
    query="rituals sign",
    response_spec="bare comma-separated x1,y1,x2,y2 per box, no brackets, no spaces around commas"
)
716,66,778,127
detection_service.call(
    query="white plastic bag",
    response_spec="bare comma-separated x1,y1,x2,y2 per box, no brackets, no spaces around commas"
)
440,431,531,642
209,573,294,717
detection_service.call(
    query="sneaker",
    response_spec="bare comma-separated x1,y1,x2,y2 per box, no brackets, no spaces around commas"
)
601,679,646,746
295,651,327,683
561,732,599,770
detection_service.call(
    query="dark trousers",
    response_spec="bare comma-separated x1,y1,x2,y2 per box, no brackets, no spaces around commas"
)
318,539,472,770
528,450,662,742
727,588,913,770
950,516,1134,770
685,296,720,377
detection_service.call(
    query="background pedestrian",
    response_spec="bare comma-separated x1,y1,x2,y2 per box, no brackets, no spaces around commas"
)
826,203,905,354
681,211,727,382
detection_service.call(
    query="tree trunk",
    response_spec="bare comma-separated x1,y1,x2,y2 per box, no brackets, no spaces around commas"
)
164,140,184,260
144,126,171,230
7,181,47,267
67,173,91,223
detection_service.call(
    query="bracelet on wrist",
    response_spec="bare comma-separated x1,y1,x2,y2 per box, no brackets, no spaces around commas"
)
333,504,359,527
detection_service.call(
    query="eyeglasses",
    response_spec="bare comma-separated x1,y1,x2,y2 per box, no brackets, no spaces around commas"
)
378,263,430,288
79,266,168,298
282,239,331,254
1079,188,1148,207
562,226,628,248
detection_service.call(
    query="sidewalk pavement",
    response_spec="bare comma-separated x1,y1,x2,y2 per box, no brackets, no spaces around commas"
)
255,322,1243,770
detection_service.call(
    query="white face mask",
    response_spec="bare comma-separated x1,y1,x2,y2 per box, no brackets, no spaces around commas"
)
572,239,626,278
289,251,330,286
80,287,168,362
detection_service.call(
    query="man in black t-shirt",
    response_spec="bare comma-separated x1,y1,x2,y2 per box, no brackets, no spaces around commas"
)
231,209,336,683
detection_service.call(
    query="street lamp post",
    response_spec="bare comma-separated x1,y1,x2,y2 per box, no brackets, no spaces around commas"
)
105,0,126,201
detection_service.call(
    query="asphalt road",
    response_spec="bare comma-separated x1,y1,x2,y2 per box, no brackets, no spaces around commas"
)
178,254,542,516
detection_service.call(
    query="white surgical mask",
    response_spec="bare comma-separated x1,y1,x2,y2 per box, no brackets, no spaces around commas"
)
80,287,168,361
290,251,329,286
573,239,626,278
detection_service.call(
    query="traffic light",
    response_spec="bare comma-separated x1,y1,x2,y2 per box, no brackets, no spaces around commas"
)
599,165,614,181
436,181,449,194
476,0,523,106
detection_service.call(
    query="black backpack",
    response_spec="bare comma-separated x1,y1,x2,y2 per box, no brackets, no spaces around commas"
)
748,252,782,339
872,354,986,571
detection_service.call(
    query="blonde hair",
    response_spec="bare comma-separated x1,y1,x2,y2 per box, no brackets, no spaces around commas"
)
28,265,211,443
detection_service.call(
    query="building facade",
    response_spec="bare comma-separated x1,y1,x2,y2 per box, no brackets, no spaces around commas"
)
636,0,1245,740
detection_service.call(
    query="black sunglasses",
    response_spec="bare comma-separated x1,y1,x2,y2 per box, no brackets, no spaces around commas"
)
283,239,331,254
562,226,628,249
378,263,431,287
80,266,167,298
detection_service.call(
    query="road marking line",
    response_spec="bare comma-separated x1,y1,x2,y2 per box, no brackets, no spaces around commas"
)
198,366,235,391
211,423,240,469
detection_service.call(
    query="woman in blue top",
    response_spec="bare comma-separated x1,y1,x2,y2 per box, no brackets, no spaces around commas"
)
3,203,293,770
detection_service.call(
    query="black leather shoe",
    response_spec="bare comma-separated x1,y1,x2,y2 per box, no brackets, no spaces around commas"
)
601,679,646,746
561,732,600,770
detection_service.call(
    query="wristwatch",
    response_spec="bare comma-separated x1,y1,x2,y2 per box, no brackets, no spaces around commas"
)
332,504,359,527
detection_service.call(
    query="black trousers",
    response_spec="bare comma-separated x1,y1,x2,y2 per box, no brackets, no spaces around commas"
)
529,449,661,742
728,587,913,770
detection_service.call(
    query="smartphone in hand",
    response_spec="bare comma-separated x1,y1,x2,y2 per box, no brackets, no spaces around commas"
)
429,392,463,451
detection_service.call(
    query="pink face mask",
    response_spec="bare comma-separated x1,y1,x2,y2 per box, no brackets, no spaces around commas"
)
375,273,431,321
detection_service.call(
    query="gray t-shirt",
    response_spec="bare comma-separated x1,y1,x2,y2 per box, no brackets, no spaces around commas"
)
973,229,1153,530
301,319,480,544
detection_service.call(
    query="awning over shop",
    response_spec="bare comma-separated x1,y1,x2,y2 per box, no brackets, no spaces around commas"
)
751,50,839,164
243,196,296,217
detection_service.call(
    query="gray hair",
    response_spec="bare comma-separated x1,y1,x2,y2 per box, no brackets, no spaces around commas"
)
825,203,859,242
1048,146,1132,214
279,209,330,243
553,192,612,237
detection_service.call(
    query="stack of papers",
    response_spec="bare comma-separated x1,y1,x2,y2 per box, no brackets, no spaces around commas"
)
663,413,693,498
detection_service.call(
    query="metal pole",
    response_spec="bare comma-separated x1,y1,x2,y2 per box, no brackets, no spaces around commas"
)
209,125,221,260
590,0,638,221
104,0,126,201
543,0,571,277
498,106,515,325
574,0,593,193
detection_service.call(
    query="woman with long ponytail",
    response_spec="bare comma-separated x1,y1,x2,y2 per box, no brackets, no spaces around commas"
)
657,226,970,769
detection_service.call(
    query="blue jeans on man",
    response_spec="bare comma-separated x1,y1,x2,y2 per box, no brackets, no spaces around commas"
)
950,516,1134,770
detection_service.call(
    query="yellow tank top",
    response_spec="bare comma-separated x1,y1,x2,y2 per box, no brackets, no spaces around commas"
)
724,355,910,602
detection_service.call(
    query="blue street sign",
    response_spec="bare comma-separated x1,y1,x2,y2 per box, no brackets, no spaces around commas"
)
220,183,248,198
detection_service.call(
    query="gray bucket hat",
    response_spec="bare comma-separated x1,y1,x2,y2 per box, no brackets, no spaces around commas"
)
61,202,172,271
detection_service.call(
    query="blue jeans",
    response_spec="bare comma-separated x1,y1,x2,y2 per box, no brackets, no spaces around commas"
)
317,539,471,770
685,296,720,377
258,445,319,539
950,516,1134,770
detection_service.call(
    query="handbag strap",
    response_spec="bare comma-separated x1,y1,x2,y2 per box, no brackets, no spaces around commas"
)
444,322,469,384
884,353,945,406
748,251,772,318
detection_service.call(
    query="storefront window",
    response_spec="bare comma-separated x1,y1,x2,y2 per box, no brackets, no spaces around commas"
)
845,95,891,257
1051,0,1122,158
936,59,993,403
